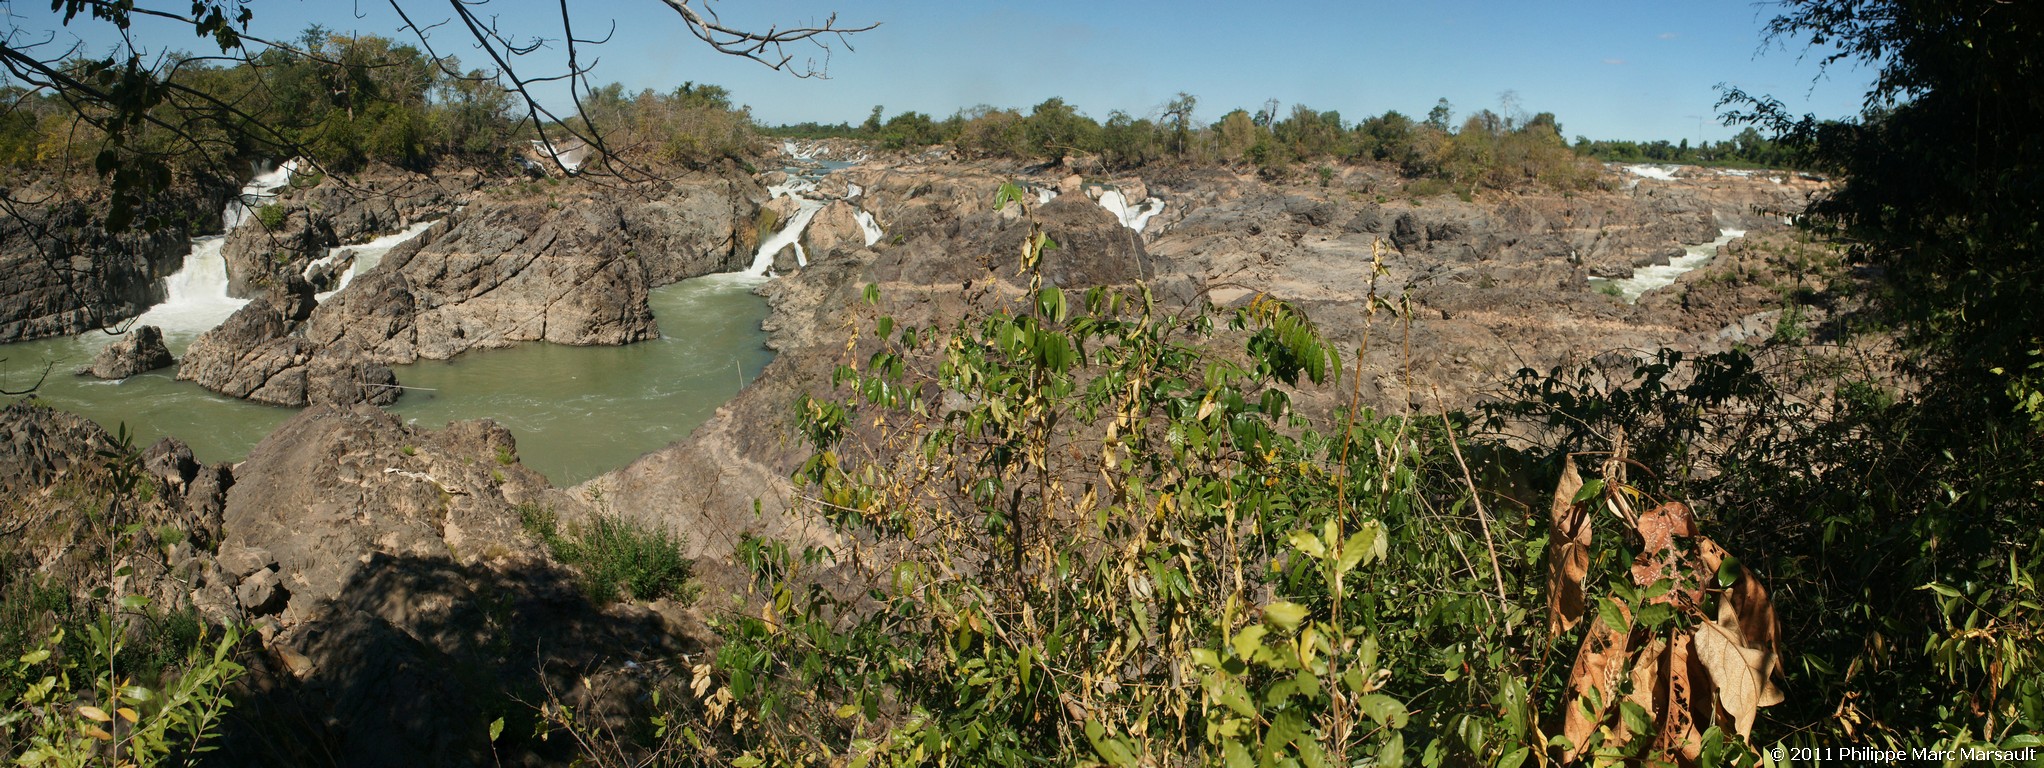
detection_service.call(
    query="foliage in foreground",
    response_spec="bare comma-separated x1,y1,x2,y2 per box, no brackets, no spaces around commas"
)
0,427,246,766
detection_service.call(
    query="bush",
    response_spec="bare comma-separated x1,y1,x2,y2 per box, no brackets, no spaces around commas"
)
254,203,286,229
519,504,695,604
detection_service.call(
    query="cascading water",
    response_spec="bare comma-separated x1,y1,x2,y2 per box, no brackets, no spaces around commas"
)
222,158,303,230
128,238,246,343
1097,189,1165,232
854,210,884,246
308,220,437,300
746,180,828,276
128,160,315,341
1589,228,1747,303
0,152,882,483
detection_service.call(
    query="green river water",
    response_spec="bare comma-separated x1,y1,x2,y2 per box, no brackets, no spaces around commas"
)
0,273,773,486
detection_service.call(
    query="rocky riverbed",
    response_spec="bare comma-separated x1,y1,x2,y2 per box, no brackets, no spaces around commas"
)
0,149,1827,765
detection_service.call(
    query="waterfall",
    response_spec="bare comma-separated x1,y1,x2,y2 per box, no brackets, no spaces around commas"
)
745,179,828,276
222,157,303,230
1590,228,1748,303
854,209,884,246
309,220,438,301
129,238,246,340
1097,189,1165,232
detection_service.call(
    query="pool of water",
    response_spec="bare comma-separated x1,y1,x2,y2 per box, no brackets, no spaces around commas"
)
0,273,772,485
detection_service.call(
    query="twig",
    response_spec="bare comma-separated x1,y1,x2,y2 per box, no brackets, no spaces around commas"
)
1434,384,1511,624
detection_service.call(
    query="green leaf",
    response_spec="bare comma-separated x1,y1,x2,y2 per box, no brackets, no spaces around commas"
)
1360,694,1409,728
994,182,1026,210
1714,554,1742,588
489,717,505,742
1289,529,1327,559
1263,601,1310,631
1340,525,1381,573
1084,719,1138,767
1572,479,1605,504
1232,625,1269,660
1497,746,1530,768
1377,731,1406,768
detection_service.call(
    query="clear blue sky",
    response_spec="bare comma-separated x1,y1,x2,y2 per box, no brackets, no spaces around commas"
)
14,0,1875,142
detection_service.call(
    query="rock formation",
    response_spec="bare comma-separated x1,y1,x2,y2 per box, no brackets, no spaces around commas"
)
0,182,228,342
79,324,174,379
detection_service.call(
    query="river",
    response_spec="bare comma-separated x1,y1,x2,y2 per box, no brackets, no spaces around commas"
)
0,163,777,486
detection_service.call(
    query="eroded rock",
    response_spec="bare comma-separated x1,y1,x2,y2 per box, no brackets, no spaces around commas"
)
81,325,174,379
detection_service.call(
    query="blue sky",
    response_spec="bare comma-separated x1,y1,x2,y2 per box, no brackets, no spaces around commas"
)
12,0,1876,142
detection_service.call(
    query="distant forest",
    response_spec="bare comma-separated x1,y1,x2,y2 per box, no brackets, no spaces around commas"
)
765,96,1801,177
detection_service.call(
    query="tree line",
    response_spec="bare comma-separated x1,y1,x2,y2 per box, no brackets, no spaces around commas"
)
0,27,763,187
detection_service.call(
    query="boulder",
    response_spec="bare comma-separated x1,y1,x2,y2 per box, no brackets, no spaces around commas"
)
221,206,339,298
801,200,868,260
235,568,290,615
81,325,174,379
771,243,802,273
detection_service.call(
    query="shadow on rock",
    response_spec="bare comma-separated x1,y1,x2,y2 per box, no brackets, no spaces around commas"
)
211,551,698,768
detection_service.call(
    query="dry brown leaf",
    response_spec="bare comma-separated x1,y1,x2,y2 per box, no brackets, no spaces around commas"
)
1699,537,1784,706
1693,616,1772,739
1635,502,1697,557
1548,457,1592,634
1656,634,1707,763
1562,600,1633,762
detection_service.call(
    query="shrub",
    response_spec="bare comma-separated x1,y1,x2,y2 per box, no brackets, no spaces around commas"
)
519,503,695,605
254,203,286,229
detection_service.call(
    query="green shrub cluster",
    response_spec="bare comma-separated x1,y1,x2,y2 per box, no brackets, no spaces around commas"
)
518,504,697,605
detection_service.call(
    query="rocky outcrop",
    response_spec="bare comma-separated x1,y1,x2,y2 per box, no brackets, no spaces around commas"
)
178,276,401,407
221,206,338,297
801,199,869,261
218,166,487,298
0,182,228,342
292,176,758,369
205,405,692,766
2,396,701,767
1635,228,1843,338
79,324,174,379
302,202,660,365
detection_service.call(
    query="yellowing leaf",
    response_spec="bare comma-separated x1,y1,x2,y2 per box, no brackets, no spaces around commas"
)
78,705,112,723
1263,601,1310,631
1289,529,1326,559
115,707,138,724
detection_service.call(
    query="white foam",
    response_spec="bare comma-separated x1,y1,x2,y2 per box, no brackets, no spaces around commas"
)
1595,228,1747,303
1623,164,1679,181
310,220,438,301
746,190,827,276
1097,189,1164,233
854,209,883,246
129,237,247,340
223,157,304,230
531,139,590,172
